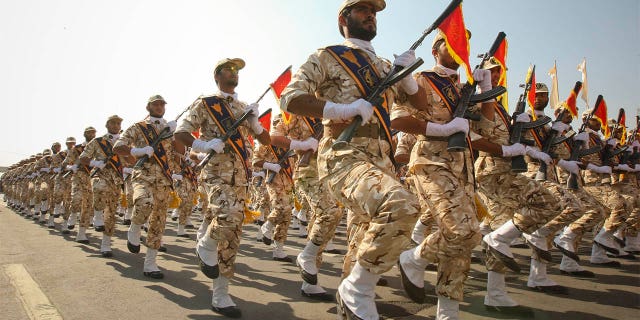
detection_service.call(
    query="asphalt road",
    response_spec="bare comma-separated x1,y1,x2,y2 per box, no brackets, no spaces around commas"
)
1,203,638,320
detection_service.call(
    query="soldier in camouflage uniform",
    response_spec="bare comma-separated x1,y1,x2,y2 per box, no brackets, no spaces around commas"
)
175,58,270,318
252,114,296,262
280,0,432,318
171,153,198,238
392,32,483,318
270,110,339,301
114,95,180,279
53,137,76,233
34,148,55,226
471,69,565,314
79,115,124,257
63,127,96,243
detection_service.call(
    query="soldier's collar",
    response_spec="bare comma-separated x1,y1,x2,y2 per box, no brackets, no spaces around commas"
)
344,38,376,57
434,64,459,78
216,91,238,102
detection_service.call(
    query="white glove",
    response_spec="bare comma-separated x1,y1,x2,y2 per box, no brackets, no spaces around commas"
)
122,167,133,174
185,157,195,167
53,167,61,173
130,146,154,157
68,164,79,172
587,163,612,174
171,173,183,181
614,164,632,172
473,69,492,93
515,113,531,123
196,153,207,160
192,138,225,154
551,121,570,133
40,167,50,173
425,117,469,137
89,160,106,169
606,138,618,146
167,120,177,133
573,132,589,142
252,171,266,179
322,99,374,124
244,103,260,117
393,50,419,95
501,143,527,157
262,162,282,173
558,159,581,174
290,138,319,152
525,146,551,164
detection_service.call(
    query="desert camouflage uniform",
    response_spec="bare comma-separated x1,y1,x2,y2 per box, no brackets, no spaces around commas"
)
280,39,420,276
252,141,294,244
391,67,480,301
80,134,124,236
473,103,562,272
272,114,343,265
175,93,261,278
51,150,71,218
174,159,198,226
114,119,176,250
63,143,94,227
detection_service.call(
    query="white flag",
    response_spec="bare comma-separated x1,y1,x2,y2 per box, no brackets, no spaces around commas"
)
548,61,559,109
577,58,589,107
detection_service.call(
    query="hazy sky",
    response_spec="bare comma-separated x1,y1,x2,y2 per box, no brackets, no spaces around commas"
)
1,0,638,166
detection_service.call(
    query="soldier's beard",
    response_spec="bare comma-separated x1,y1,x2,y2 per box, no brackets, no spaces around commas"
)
347,17,376,41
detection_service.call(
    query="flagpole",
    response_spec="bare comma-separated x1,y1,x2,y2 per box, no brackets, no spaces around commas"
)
255,65,292,104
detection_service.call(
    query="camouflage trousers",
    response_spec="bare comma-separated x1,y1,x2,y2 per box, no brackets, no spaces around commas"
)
203,176,246,279
477,171,562,234
618,182,640,235
570,183,631,234
538,185,608,246
36,177,54,212
70,172,94,228
319,138,419,276
295,164,343,263
91,177,120,236
198,184,211,221
131,181,170,250
265,174,293,243
175,181,196,225
411,164,481,301
53,177,72,219
125,177,134,212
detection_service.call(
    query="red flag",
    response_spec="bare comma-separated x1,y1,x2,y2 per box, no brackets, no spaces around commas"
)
592,95,609,137
492,36,508,111
191,130,200,139
437,2,473,84
525,65,537,119
270,66,293,123
247,109,272,147
561,81,582,119
617,108,627,145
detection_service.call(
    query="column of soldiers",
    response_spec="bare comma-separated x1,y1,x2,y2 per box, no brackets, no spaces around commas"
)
2,1,640,319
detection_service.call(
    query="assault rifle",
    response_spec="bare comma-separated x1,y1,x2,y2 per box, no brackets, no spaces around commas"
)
297,121,324,167
566,96,604,190
509,65,551,172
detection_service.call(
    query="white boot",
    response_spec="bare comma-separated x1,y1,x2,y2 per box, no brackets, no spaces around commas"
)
53,203,62,217
76,227,88,242
211,276,236,308
436,295,459,320
560,254,584,272
593,227,619,253
523,230,548,251
61,220,69,232
128,223,142,246
297,208,308,224
197,221,209,241
124,208,132,220
93,210,105,229
171,208,179,221
484,271,518,307
297,241,320,283
399,247,429,288
144,249,161,272
337,262,380,320
527,258,557,287
273,241,288,259
185,215,194,227
261,220,274,241
177,224,187,236
298,223,308,238
554,227,577,253
68,212,78,228
291,216,300,230
196,234,218,267
479,222,492,236
301,281,327,294
411,220,428,244
590,243,614,264
483,220,521,259
624,233,640,252
101,235,112,253
47,214,55,227
325,239,337,252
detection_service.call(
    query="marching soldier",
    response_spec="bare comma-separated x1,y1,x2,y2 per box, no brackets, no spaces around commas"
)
114,95,179,279
171,152,198,238
79,115,125,257
174,58,270,318
280,0,432,318
63,127,97,242
53,137,76,233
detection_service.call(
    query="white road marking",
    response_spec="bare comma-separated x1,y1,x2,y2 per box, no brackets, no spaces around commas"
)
3,264,63,320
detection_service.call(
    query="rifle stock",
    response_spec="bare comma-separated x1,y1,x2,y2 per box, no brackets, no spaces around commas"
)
196,111,253,170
